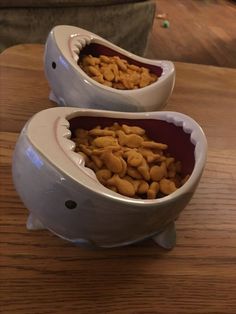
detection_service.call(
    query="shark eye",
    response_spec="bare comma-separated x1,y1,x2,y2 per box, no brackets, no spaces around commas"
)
65,200,77,210
52,62,56,69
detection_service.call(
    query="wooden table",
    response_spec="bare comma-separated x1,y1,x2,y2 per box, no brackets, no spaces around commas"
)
1,44,236,314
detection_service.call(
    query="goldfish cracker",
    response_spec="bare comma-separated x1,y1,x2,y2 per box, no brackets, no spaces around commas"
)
139,72,151,88
88,66,101,77
118,159,127,177
92,75,105,84
100,55,111,63
128,64,140,72
123,150,143,167
113,82,126,90
124,176,140,193
82,55,97,66
92,145,121,155
121,124,145,136
142,141,168,150
103,67,115,82
106,174,136,197
74,128,88,138
138,147,161,163
92,136,118,148
165,157,175,168
175,161,182,173
88,128,115,137
79,144,92,156
159,178,177,195
95,168,112,184
137,180,149,194
114,57,127,72
127,166,143,179
109,186,118,193
117,130,143,148
167,161,178,178
101,150,124,174
103,80,113,87
73,136,89,146
91,155,103,169
121,77,134,90
137,158,150,181
147,182,159,199
108,122,122,131
150,162,167,181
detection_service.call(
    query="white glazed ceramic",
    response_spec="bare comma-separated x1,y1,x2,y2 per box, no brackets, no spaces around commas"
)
12,107,207,249
44,25,175,112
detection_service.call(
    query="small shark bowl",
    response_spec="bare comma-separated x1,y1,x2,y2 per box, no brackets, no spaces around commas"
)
44,25,175,112
12,108,207,249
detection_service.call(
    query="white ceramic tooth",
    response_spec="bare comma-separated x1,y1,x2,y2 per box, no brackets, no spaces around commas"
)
61,137,76,151
84,36,91,44
59,117,70,128
71,151,85,166
75,42,82,50
79,38,86,47
57,118,75,150
72,52,79,62
69,151,98,181
63,129,71,139
73,48,80,55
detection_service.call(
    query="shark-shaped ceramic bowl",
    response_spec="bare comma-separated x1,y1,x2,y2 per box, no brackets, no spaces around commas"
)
12,107,207,249
44,25,175,112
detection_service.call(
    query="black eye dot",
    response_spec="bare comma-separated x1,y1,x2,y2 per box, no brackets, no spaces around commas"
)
52,62,56,69
65,200,77,210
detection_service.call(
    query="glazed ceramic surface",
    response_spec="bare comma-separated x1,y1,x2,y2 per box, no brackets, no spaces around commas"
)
44,25,175,112
12,108,207,248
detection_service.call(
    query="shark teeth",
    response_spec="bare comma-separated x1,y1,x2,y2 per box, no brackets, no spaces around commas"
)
70,35,92,62
56,117,98,181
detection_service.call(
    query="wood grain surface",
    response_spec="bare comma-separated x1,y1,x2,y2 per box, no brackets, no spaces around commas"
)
0,44,236,314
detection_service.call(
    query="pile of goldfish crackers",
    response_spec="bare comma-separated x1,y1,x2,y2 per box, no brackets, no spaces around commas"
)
79,54,158,89
72,123,189,199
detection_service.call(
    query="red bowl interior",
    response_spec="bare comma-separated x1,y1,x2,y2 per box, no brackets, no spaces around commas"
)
78,42,163,78
69,116,195,176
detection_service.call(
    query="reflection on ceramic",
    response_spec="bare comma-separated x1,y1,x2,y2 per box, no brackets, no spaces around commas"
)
12,107,207,249
44,25,175,112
